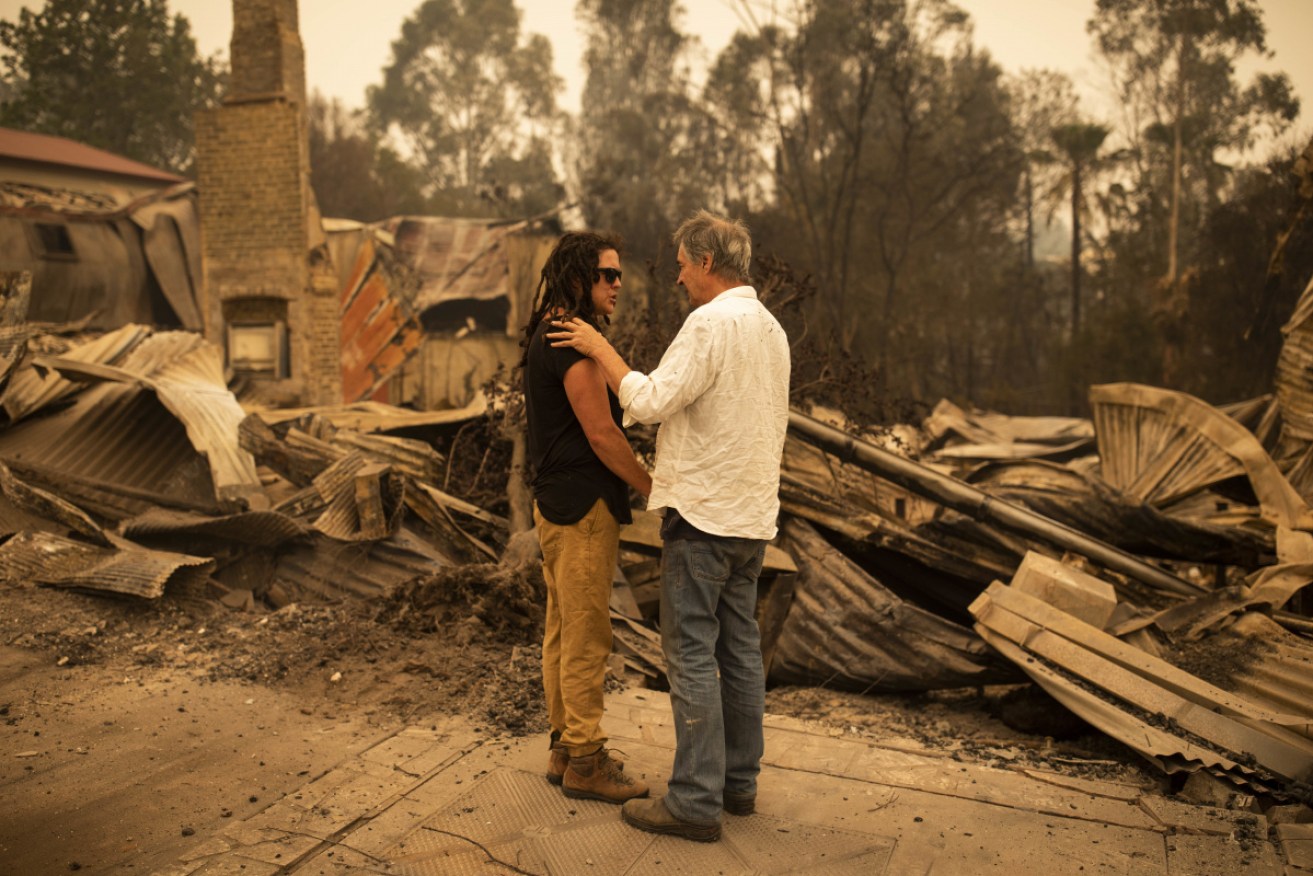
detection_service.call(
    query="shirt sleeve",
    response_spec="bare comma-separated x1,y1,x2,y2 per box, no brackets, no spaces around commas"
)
545,337,586,381
618,312,718,425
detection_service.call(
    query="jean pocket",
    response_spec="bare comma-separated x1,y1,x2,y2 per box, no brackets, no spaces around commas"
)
688,541,731,584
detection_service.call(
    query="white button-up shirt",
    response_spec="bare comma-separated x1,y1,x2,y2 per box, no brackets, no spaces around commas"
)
618,286,790,539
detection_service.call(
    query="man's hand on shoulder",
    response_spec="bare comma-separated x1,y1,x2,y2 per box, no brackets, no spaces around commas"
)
547,318,606,358
549,317,633,395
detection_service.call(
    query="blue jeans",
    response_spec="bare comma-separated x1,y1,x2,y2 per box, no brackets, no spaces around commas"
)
659,534,767,824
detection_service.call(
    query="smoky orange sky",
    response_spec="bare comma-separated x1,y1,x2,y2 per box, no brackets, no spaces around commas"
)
2,0,1309,144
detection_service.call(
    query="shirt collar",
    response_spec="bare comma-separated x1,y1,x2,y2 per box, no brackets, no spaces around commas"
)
706,285,758,306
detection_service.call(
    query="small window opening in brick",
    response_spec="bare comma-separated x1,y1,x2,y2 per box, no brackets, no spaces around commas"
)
33,222,76,259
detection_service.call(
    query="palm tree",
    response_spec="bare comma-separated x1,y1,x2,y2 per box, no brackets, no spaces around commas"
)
1048,123,1112,337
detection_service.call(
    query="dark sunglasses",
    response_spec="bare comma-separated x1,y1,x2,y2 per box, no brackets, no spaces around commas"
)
595,267,622,284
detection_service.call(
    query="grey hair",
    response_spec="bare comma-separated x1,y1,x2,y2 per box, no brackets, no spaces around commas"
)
672,209,752,284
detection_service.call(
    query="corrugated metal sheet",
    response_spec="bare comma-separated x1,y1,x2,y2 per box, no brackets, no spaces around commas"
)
0,460,107,543
383,216,521,312
0,530,212,599
330,431,442,483
40,332,265,510
130,188,203,330
972,581,1313,794
0,127,184,184
769,518,1016,691
120,507,308,548
310,452,406,542
1277,274,1313,441
1,323,149,423
1216,613,1313,739
924,398,1095,461
0,381,218,515
0,271,30,391
1091,382,1313,530
339,237,423,403
252,395,488,434
0,324,26,391
270,526,450,603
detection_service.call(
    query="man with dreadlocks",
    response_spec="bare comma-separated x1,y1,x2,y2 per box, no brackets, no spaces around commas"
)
522,231,652,805
548,211,790,843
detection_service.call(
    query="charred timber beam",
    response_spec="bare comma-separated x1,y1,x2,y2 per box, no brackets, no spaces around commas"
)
787,411,1205,598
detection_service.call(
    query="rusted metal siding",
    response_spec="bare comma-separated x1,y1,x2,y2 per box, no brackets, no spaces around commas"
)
384,217,518,311
339,237,423,404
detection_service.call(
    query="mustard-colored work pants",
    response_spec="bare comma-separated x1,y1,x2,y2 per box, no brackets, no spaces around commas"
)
535,498,619,756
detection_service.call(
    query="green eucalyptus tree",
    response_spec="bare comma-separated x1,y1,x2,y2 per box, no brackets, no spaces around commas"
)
368,0,563,218
575,0,705,272
1089,0,1299,282
709,0,1022,398
0,0,225,173
308,92,434,222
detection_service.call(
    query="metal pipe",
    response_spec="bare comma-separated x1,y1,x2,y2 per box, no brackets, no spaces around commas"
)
787,410,1206,598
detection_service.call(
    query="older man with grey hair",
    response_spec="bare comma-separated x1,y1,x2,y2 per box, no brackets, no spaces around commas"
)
548,209,791,842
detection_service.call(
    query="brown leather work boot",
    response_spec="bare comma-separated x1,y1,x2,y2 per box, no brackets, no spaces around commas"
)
622,796,721,842
546,745,568,786
549,744,625,786
563,748,648,804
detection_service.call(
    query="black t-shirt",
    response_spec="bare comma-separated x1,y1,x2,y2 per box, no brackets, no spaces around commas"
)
524,319,633,526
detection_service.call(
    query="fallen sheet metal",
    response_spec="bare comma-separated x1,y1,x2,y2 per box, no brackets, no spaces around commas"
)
330,431,443,483
966,459,1271,567
251,395,488,434
310,453,406,543
0,460,107,544
0,271,30,393
238,414,337,488
971,578,1313,792
0,379,222,519
1090,382,1313,531
1276,273,1313,441
922,398,1095,461
37,331,265,510
269,525,452,604
1215,613,1313,739
403,482,499,562
119,507,308,548
0,323,149,424
0,530,213,598
769,518,1018,691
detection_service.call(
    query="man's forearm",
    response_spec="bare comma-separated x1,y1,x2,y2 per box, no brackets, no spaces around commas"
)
589,342,633,396
589,428,652,498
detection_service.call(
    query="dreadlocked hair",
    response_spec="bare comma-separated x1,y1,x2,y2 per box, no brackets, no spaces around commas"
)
519,231,624,368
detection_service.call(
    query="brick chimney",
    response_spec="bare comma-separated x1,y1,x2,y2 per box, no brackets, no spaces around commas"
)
195,0,341,405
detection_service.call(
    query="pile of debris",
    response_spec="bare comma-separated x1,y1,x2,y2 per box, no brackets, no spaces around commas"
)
3,257,1313,808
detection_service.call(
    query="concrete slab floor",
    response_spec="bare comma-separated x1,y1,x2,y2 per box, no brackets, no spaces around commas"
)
163,689,1291,876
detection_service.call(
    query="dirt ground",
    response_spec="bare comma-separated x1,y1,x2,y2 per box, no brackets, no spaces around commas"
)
0,578,1161,875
